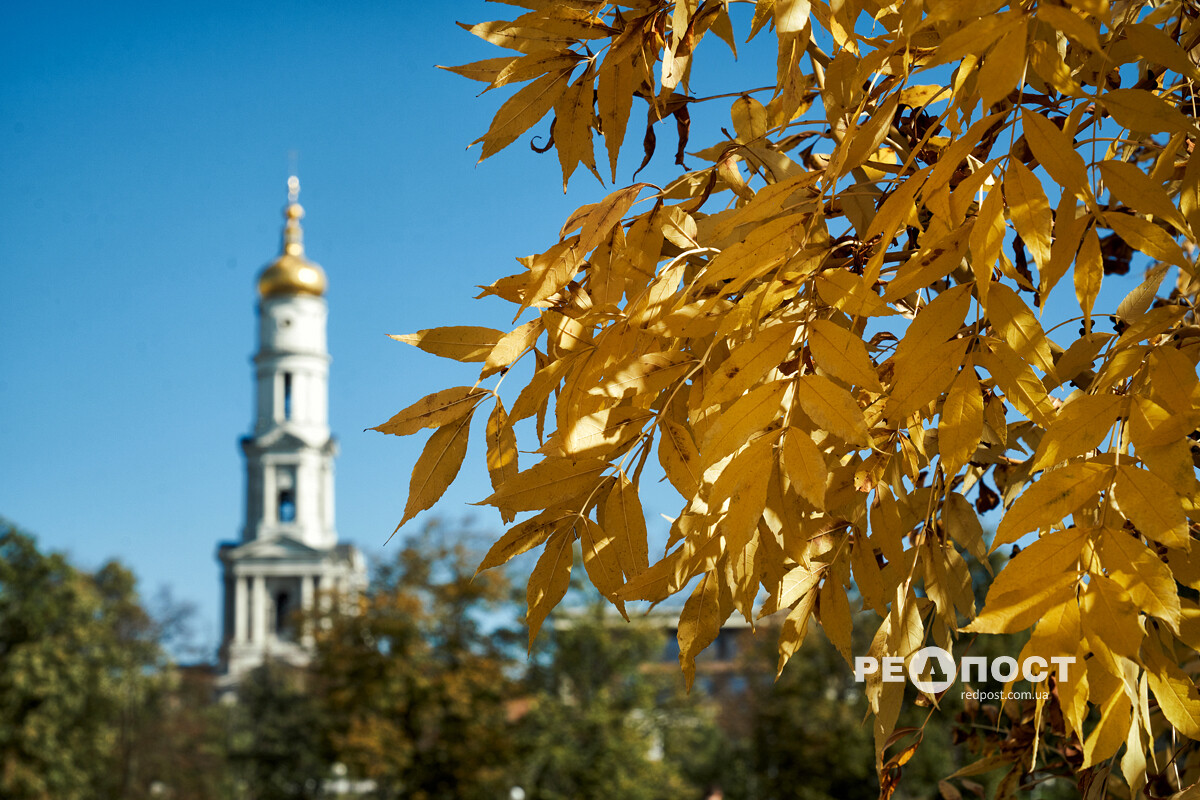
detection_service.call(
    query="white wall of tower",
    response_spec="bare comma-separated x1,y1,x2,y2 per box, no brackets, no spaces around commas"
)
254,294,330,439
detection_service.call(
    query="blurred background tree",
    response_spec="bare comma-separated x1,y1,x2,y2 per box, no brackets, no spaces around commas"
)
0,519,163,799
511,602,717,800
308,526,517,800
226,664,328,800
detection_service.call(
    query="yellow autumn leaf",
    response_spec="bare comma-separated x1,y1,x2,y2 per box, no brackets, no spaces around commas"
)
891,283,972,365
480,456,608,513
782,426,829,509
992,462,1111,549
943,492,990,568
819,566,853,665
658,420,702,498
1035,5,1101,52
841,95,900,175
984,281,1055,374
595,351,692,400
794,374,871,446
1098,527,1181,628
372,386,489,437
1075,226,1103,325
437,55,520,83
700,380,787,468
977,21,1028,111
520,240,586,315
1021,110,1090,200
708,436,776,554
988,527,1089,599
553,70,596,189
965,572,1077,635
398,410,473,528
976,339,1055,426
485,399,520,521
882,225,973,301
1125,22,1200,81
561,406,652,457
1105,212,1190,270
1029,39,1081,96
597,50,635,181
491,50,583,89
774,0,811,35
579,183,648,257
1098,160,1190,235
577,517,627,616
1144,640,1200,739
1028,394,1124,473
703,321,798,408
391,326,504,362
1103,88,1194,135
679,572,730,690
598,475,649,579
526,527,574,648
776,575,819,676
731,95,768,143
808,318,883,392
474,66,575,161
1081,574,1144,660
927,15,1020,68
968,186,1005,296
461,19,578,54
815,269,898,317
478,509,570,573
1022,600,1084,714
1082,685,1133,768
1129,394,1194,450
1005,159,1053,271
938,368,984,479
885,337,969,423
1114,464,1188,547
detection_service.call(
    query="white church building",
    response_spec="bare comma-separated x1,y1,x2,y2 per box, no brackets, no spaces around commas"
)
218,178,366,681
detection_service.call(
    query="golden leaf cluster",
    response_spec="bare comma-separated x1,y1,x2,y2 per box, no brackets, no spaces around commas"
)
380,0,1200,789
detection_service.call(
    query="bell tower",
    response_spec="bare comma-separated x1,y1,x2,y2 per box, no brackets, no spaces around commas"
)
218,178,365,681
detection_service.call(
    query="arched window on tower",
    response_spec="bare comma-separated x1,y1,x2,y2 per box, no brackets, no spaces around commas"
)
283,372,293,420
276,465,297,523
278,489,296,522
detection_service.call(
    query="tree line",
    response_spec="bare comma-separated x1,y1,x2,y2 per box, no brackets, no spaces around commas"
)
1,517,1102,799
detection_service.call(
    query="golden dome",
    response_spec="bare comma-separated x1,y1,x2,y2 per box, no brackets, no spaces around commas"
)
257,179,327,298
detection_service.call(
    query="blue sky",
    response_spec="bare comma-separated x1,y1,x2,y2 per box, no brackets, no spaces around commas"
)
0,1,1146,654
0,1,590,650
1,0,746,653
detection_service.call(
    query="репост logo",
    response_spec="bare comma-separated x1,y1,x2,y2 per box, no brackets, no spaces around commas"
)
853,647,1076,694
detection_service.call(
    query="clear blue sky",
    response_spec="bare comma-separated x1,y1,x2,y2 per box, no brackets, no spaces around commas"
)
0,0,596,651
0,0,735,654
0,1,1139,655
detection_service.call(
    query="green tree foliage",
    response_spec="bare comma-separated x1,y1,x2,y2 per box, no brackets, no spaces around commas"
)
308,527,517,800
227,664,329,800
122,665,236,800
0,519,163,799
512,603,716,800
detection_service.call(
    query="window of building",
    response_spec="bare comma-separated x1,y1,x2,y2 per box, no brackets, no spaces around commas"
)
275,591,292,639
278,489,296,522
283,372,293,419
